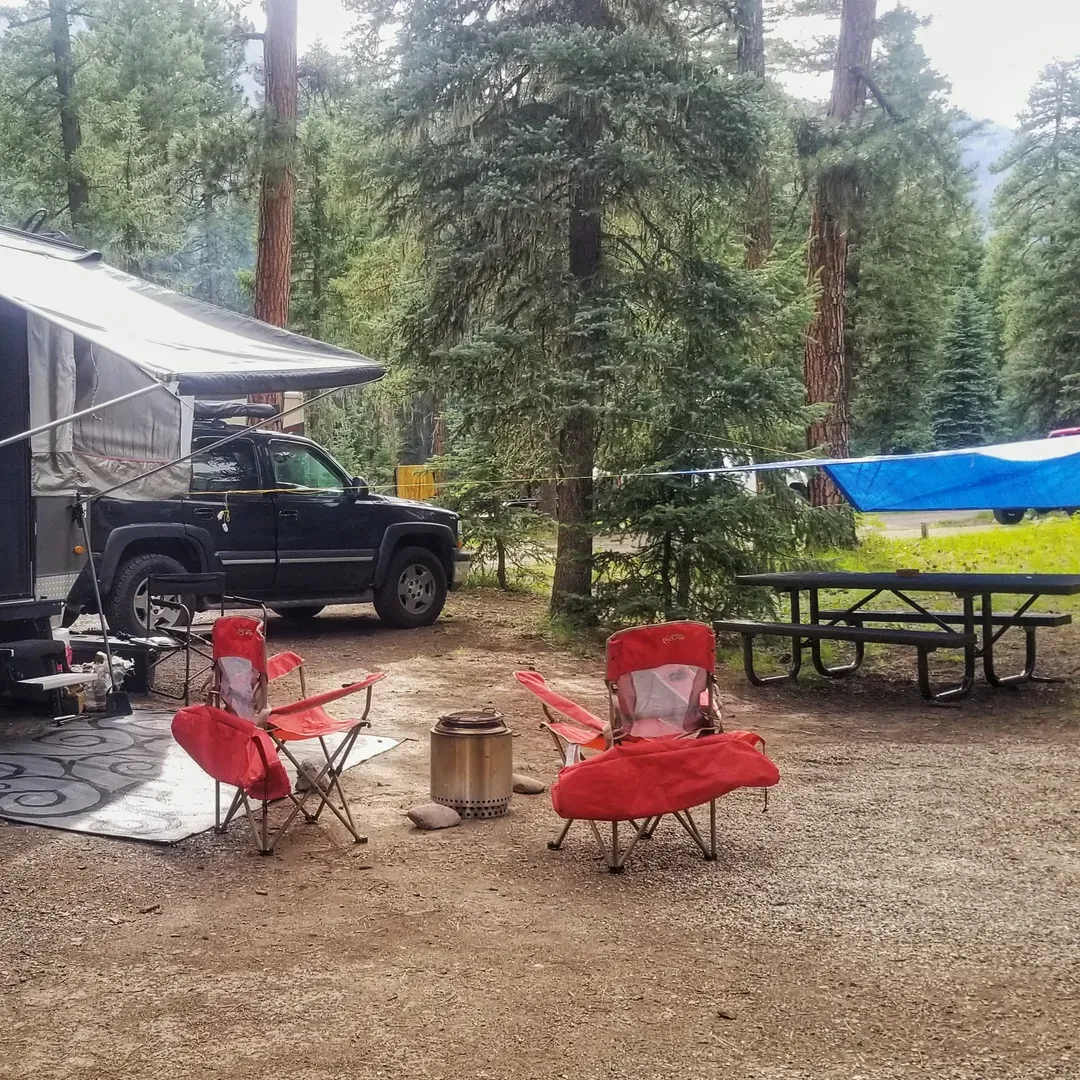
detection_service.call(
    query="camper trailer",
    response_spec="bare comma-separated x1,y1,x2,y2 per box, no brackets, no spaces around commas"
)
0,225,386,703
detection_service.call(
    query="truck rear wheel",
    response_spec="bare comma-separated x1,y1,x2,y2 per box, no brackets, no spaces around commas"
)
373,546,447,629
993,508,1026,526
106,553,188,636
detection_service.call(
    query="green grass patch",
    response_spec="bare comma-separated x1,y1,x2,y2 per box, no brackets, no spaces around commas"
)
821,512,1080,613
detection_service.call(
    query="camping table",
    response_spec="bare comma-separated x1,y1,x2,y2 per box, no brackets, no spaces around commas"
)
734,571,1080,699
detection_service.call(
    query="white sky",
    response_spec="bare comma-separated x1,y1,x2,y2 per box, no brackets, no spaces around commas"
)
256,0,1080,127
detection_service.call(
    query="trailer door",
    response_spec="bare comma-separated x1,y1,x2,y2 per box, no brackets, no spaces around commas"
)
0,300,33,601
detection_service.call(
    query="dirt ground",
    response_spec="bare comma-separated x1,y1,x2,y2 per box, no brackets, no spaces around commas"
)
2,590,1079,1080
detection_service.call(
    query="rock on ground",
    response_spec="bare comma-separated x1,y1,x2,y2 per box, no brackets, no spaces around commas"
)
512,773,546,794
407,802,461,830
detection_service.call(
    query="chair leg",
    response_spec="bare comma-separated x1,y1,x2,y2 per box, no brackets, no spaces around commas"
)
672,808,717,861
276,738,368,845
548,818,574,850
709,799,717,860
220,788,244,831
585,818,654,873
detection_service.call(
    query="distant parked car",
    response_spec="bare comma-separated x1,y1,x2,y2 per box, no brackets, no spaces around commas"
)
993,427,1080,525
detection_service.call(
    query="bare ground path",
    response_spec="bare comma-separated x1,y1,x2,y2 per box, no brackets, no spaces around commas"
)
2,590,1078,1079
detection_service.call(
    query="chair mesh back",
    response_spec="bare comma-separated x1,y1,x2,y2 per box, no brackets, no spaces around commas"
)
614,663,708,739
212,616,268,719
218,656,265,719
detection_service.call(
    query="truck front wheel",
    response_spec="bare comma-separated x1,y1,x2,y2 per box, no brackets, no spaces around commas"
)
373,546,447,629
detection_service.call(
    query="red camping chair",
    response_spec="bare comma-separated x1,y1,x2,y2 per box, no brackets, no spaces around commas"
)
172,704,293,854
177,615,384,852
515,621,779,872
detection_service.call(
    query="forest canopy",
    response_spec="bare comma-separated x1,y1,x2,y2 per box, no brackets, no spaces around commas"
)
0,0,1074,624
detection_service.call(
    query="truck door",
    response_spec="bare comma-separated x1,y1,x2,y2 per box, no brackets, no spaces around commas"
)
182,435,276,596
267,439,376,595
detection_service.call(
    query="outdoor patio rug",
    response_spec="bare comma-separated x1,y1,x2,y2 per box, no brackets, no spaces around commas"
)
0,710,399,843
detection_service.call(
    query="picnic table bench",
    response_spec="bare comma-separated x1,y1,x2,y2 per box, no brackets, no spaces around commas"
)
716,571,1080,704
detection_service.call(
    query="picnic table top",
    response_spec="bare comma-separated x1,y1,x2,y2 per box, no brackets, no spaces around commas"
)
735,571,1080,596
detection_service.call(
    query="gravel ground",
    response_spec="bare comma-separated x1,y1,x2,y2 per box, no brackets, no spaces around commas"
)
2,590,1079,1079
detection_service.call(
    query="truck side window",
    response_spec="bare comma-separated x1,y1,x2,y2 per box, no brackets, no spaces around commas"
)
191,438,260,493
269,442,345,491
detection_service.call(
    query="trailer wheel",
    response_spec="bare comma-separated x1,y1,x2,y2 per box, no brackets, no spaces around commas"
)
106,553,188,636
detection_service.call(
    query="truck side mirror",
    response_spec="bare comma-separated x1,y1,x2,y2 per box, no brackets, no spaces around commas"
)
351,477,369,499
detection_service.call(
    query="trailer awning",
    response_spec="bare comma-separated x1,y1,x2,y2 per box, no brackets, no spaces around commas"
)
0,228,384,395
0,227,384,501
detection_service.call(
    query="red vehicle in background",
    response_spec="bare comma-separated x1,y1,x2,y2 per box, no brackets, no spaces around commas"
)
993,427,1080,525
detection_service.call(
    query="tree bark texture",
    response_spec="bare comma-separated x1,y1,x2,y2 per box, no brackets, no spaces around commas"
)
251,0,298,423
48,0,86,224
550,0,604,619
803,0,875,505
735,0,771,269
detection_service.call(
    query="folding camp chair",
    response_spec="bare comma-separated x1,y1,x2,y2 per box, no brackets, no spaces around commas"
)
138,572,226,704
172,703,294,854
515,620,779,872
188,614,385,851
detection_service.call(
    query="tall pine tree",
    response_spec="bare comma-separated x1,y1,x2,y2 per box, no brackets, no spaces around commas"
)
367,0,767,620
929,288,998,449
990,59,1080,434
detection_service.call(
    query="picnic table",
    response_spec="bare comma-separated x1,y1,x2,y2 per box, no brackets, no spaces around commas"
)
715,571,1080,703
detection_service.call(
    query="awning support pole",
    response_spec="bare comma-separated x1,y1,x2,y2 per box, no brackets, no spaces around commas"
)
71,495,130,719
0,382,163,450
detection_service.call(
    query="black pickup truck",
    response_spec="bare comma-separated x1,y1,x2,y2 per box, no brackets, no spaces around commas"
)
64,420,469,635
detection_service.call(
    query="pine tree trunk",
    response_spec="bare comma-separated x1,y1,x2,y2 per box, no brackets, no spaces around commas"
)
550,0,603,621
48,0,86,224
202,185,218,306
803,0,875,505
251,0,297,425
735,0,771,269
551,408,597,617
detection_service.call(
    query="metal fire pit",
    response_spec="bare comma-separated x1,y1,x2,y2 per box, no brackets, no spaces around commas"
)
430,709,513,818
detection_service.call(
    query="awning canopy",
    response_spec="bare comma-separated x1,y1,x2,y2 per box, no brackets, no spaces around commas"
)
736,436,1080,513
0,227,384,395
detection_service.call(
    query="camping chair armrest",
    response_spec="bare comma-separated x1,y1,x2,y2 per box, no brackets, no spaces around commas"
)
541,718,608,750
514,671,608,733
267,650,304,681
268,673,385,720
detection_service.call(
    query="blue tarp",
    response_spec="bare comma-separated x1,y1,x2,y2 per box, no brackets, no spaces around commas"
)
810,436,1080,512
